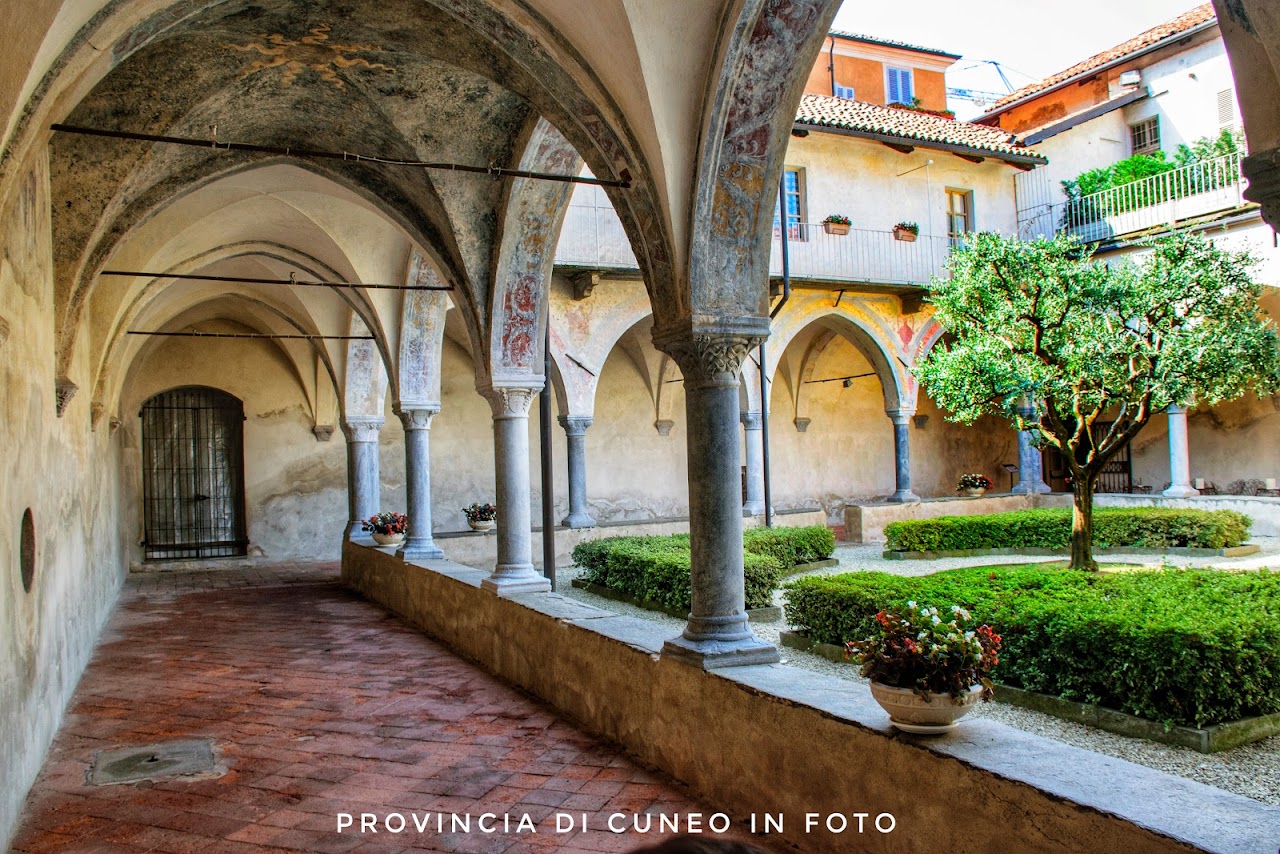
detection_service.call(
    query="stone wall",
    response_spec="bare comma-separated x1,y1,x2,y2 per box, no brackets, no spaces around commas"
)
343,543,1279,854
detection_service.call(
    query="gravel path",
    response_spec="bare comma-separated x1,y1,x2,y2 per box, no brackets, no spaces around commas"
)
554,537,1280,807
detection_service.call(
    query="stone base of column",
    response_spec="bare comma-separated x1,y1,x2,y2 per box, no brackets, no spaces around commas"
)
742,500,766,516
1162,485,1201,498
662,634,781,669
346,522,373,543
396,540,445,561
560,512,597,529
482,565,552,596
887,489,920,503
1010,481,1052,495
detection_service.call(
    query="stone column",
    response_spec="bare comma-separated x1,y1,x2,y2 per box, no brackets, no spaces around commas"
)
1010,403,1051,494
654,329,780,669
558,415,597,528
1162,405,1199,498
885,409,919,503
480,384,551,595
342,417,384,540
740,411,766,515
395,406,445,560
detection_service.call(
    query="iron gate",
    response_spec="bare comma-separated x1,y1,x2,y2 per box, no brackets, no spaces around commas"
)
141,387,248,560
1042,420,1134,493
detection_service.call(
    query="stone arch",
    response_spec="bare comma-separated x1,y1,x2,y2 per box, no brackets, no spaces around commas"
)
397,251,452,407
792,328,840,429
344,313,390,420
548,290,654,418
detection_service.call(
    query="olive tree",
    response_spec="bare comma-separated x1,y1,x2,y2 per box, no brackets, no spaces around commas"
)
916,231,1279,570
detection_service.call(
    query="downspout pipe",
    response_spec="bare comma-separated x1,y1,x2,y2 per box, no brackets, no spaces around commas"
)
540,324,556,589
828,36,837,97
761,176,794,529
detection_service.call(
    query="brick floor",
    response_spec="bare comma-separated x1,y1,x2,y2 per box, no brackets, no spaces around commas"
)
12,564,766,853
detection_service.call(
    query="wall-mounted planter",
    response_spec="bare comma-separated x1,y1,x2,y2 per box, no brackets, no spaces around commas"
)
893,226,918,242
822,221,850,235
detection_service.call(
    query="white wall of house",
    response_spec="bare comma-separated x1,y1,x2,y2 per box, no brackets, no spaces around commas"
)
1123,37,1238,154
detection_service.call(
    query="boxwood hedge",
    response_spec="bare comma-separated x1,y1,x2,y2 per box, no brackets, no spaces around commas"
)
784,565,1280,727
884,507,1250,553
573,525,835,612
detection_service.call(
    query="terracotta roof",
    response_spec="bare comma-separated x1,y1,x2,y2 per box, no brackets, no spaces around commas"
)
985,3,1216,112
795,94,1046,163
828,30,960,60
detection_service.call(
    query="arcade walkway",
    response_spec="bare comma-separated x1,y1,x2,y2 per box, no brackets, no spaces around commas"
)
11,564,757,853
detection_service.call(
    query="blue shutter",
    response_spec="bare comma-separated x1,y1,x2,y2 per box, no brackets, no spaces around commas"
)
887,68,913,105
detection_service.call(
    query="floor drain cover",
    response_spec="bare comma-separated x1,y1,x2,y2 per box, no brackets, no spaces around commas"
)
88,739,219,785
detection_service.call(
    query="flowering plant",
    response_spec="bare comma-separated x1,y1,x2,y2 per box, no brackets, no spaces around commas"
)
893,221,920,235
462,502,497,523
822,213,851,226
957,473,992,490
845,602,1001,700
362,512,407,535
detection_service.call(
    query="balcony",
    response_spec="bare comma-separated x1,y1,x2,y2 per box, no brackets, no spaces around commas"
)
1018,151,1247,243
555,189,951,288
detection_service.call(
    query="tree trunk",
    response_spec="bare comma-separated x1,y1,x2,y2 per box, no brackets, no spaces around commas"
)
1069,476,1098,571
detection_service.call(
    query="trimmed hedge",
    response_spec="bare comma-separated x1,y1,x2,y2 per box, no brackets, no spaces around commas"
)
884,507,1251,553
784,565,1280,728
573,525,834,612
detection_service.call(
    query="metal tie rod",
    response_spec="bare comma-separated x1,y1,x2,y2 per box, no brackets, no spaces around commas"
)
127,331,372,340
51,123,631,189
102,269,449,291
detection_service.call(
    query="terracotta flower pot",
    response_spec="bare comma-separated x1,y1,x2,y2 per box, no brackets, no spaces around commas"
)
371,532,405,546
868,682,984,734
823,221,850,235
893,226,918,242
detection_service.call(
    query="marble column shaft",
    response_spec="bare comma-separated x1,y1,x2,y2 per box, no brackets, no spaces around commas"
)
481,385,551,594
342,418,383,540
1162,405,1199,498
885,410,919,503
396,406,445,560
559,415,597,528
740,411,766,515
1011,404,1051,494
655,330,779,669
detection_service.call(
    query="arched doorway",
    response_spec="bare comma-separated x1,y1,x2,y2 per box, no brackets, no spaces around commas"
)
141,387,248,560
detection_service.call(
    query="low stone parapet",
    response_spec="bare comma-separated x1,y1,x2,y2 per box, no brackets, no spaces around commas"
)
843,493,1069,543
342,541,1280,854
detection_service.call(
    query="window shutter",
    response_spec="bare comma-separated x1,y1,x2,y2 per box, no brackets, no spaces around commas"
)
1217,89,1235,128
887,69,901,104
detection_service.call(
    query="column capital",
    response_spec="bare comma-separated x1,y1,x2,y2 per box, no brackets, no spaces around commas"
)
885,408,915,426
652,326,766,388
341,417,384,443
558,414,593,436
1243,147,1280,231
740,410,762,430
479,383,540,419
395,404,440,431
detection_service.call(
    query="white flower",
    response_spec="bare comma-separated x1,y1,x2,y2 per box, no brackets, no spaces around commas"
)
907,600,917,609
931,615,941,625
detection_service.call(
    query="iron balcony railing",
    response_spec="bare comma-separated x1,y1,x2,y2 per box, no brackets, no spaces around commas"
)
556,195,952,287
1018,151,1246,243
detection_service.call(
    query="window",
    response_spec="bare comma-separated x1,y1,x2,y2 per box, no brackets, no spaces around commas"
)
833,83,855,100
1217,88,1236,131
1129,116,1160,155
946,188,974,247
886,67,914,105
774,167,807,240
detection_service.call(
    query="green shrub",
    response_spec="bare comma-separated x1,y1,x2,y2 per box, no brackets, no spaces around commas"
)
784,565,1280,727
572,525,828,611
884,508,1250,553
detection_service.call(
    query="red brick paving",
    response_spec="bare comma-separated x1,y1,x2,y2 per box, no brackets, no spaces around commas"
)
12,564,766,853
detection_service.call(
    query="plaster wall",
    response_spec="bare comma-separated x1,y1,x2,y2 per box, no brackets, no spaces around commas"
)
1123,38,1237,154
118,321,351,563
0,150,127,849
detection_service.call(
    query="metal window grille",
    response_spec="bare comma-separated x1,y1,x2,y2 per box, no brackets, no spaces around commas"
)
1129,117,1160,154
141,387,248,560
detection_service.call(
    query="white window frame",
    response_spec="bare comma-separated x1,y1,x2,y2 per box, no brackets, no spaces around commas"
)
1129,116,1160,155
886,66,914,106
833,83,855,100
774,167,808,241
946,188,974,248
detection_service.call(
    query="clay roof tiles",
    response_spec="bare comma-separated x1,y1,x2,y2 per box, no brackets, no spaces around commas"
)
986,3,1216,112
795,93,1044,162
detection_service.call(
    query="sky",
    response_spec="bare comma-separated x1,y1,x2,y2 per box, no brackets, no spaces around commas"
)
830,0,1210,118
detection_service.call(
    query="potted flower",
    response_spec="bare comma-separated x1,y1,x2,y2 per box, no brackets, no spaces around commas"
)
846,602,1001,734
822,214,851,236
462,502,497,532
362,511,407,546
893,221,919,242
957,473,992,496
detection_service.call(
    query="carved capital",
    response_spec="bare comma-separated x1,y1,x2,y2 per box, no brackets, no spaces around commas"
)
480,384,539,419
1243,147,1280,231
740,410,762,430
570,270,600,300
652,330,765,387
312,425,335,442
558,415,593,437
396,405,439,431
341,417,384,443
654,419,674,436
886,408,915,427
55,377,78,418
793,417,811,433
